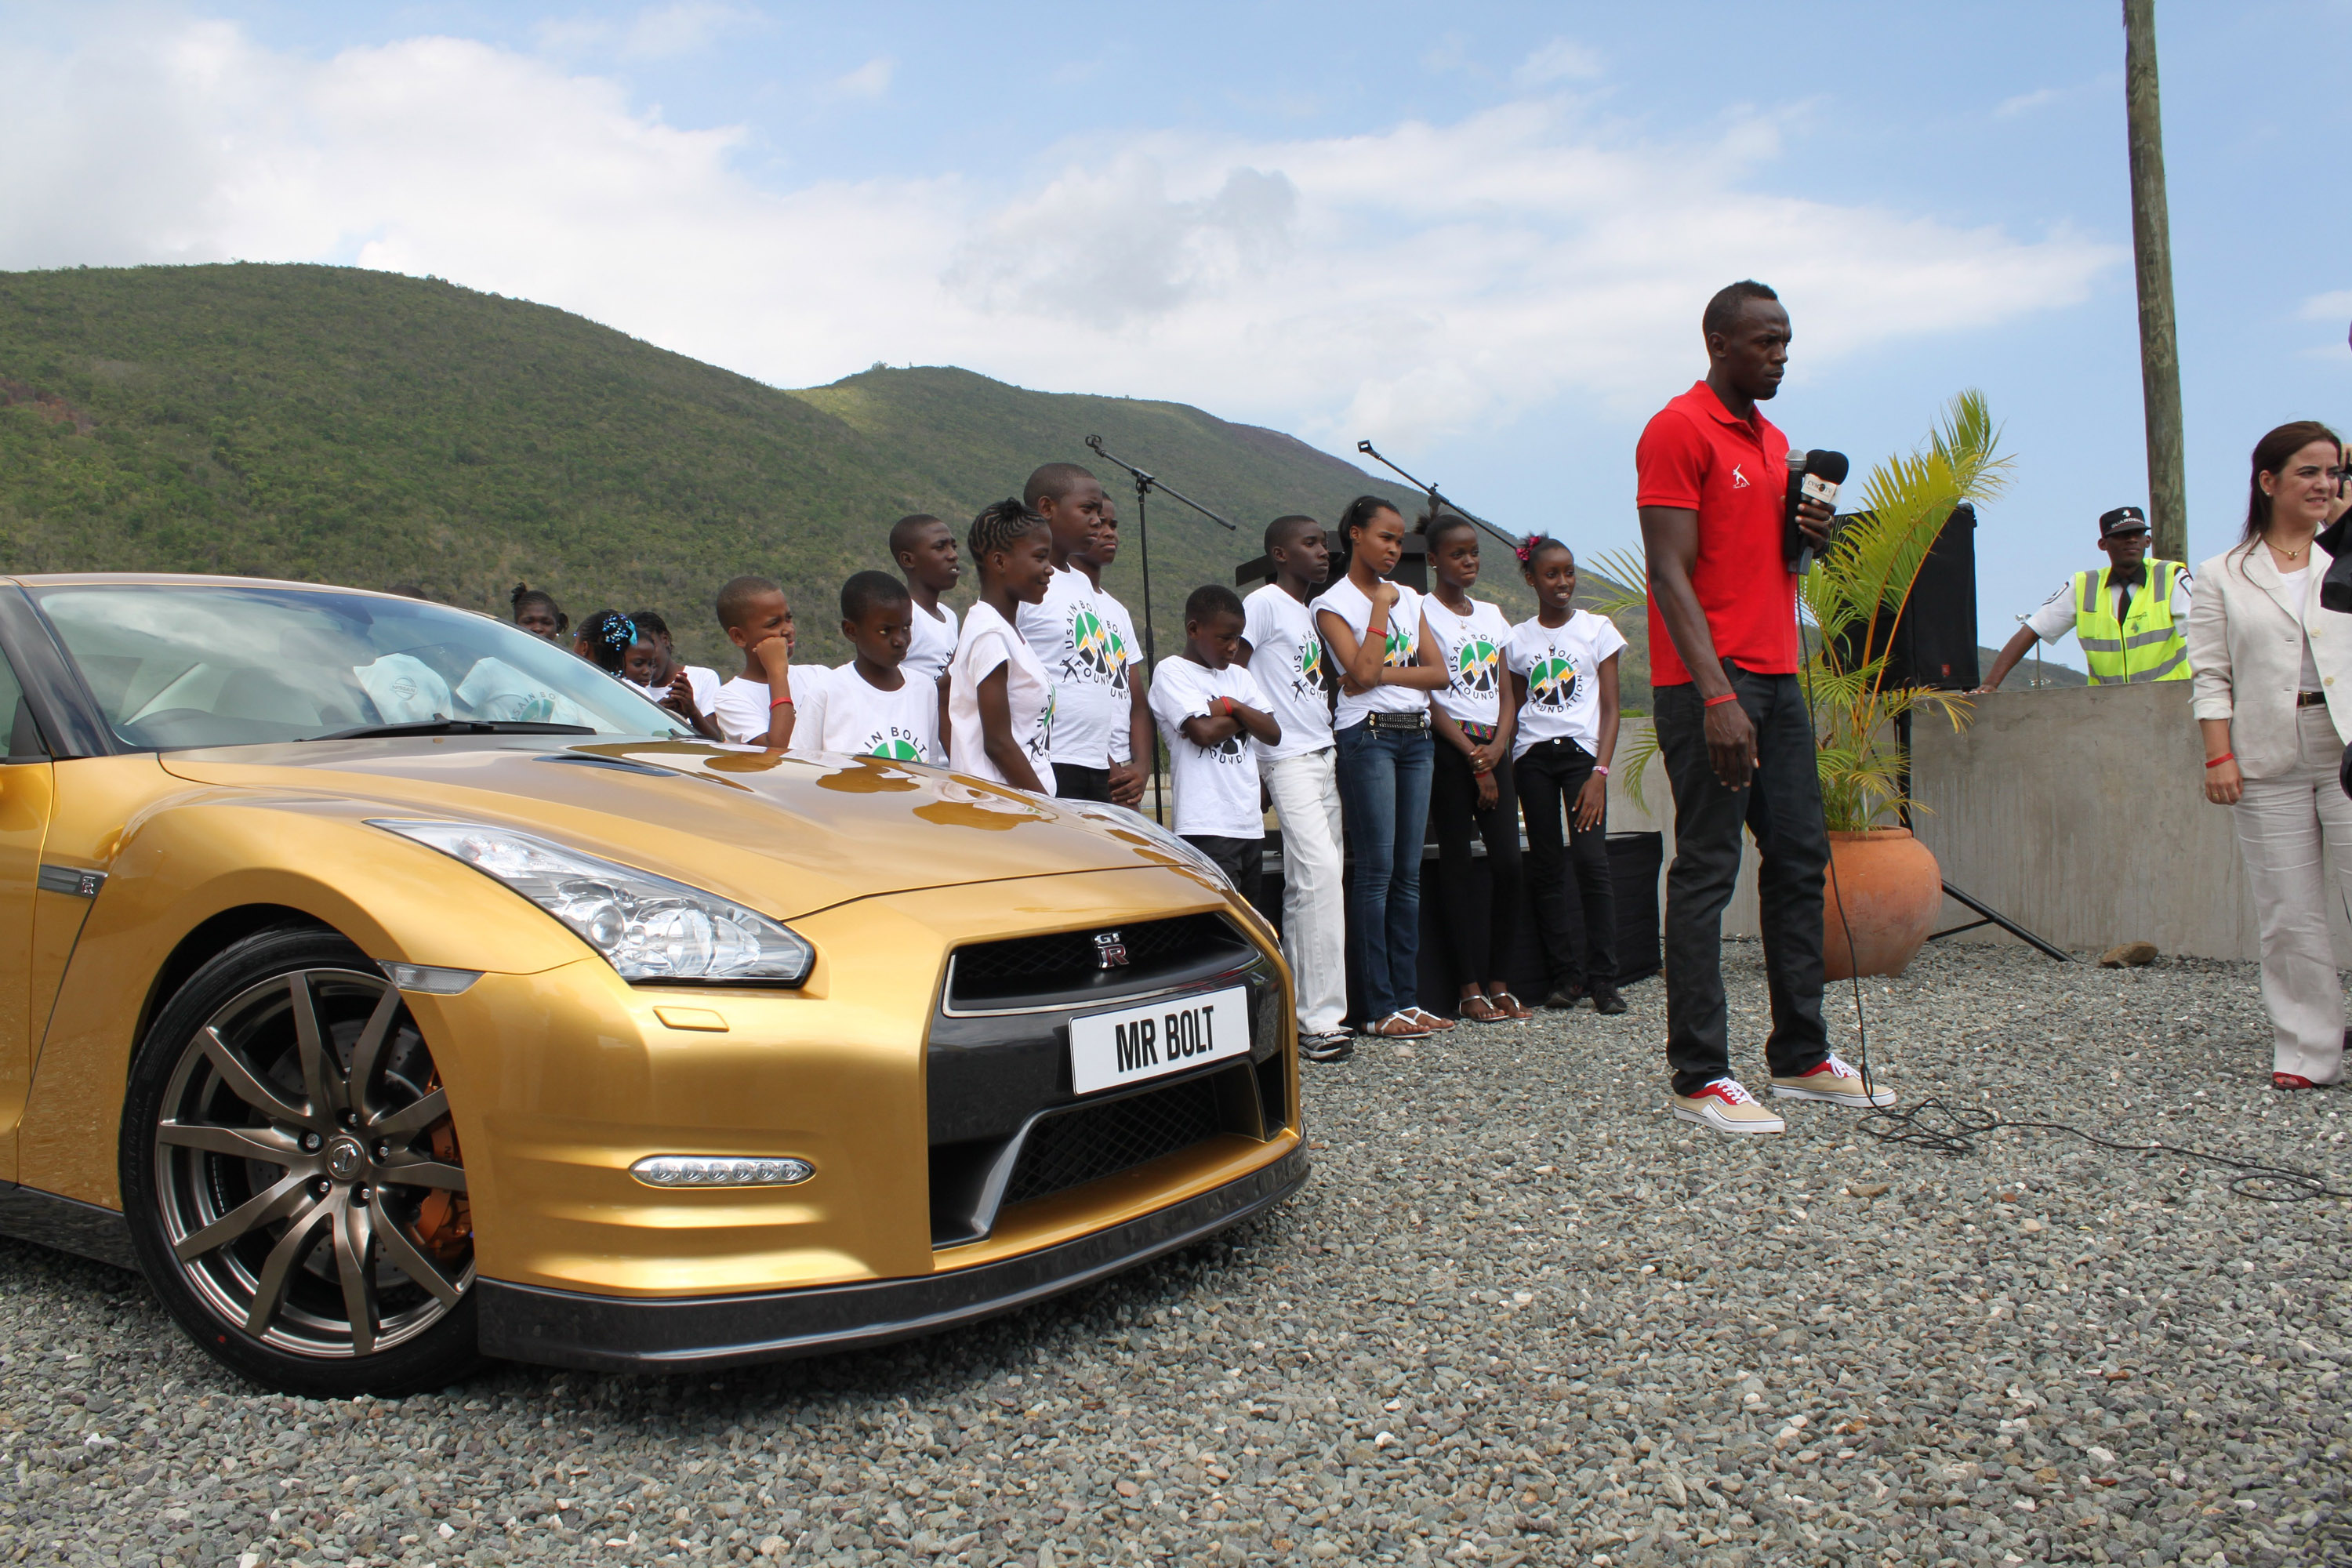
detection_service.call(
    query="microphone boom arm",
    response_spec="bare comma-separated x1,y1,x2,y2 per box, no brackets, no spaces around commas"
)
1356,440,1523,553
1083,436,1237,532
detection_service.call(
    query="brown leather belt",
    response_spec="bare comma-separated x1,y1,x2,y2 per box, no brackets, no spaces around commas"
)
2299,690,2329,708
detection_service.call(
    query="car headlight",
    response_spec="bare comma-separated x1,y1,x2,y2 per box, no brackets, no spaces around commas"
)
1062,800,1235,891
371,820,815,985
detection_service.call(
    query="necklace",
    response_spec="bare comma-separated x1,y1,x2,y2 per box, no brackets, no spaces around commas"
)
2273,539,2311,563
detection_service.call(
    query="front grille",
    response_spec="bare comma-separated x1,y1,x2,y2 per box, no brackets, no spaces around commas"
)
1000,1073,1224,1208
947,913,1252,1011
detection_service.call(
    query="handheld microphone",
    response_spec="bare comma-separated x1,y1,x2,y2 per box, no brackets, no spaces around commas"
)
1784,448,1849,575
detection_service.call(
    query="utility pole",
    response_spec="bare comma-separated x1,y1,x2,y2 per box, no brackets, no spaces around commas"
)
2123,0,2187,564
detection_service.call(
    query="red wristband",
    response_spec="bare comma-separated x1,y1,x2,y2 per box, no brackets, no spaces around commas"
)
2205,752,2234,768
1704,691,1740,708
771,695,794,709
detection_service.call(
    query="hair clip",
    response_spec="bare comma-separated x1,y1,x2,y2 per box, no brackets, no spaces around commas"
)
1515,534,1541,564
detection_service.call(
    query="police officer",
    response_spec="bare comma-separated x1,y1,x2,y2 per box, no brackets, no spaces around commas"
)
1976,505,2192,691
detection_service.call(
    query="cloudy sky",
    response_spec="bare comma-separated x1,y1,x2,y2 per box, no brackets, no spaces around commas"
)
5,1,2347,652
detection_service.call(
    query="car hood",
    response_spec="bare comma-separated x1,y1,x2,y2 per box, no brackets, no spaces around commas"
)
159,736,1183,919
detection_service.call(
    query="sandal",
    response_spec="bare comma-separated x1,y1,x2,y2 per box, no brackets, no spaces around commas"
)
2274,1072,2317,1091
1486,990,1535,1021
1457,993,1506,1024
1403,1007,1457,1033
1366,1011,1430,1040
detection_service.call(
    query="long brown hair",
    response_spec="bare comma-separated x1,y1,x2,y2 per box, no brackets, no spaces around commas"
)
2243,420,2343,546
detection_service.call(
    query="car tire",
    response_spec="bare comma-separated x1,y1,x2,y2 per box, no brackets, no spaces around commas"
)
120,925,485,1396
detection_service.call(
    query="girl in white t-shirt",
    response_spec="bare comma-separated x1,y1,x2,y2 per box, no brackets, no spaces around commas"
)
1506,535,1628,1014
1311,496,1454,1041
948,500,1059,794
1421,514,1530,1025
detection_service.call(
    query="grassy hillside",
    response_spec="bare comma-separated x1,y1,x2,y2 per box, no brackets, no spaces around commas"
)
0,263,1648,699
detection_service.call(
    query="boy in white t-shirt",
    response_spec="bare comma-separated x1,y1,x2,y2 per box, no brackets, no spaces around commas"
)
1149,584,1279,908
1238,514,1352,1061
708,575,802,746
789,572,941,764
948,500,1060,793
1506,535,1629,1014
890,514,961,758
1016,463,1148,806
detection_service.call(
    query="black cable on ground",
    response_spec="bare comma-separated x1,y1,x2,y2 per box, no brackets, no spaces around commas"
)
1798,612,2346,1205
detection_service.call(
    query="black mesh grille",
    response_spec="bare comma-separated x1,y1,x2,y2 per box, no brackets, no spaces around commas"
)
948,913,1250,1009
1000,1073,1224,1208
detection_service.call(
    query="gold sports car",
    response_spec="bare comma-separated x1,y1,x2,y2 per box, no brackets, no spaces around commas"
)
0,575,1304,1396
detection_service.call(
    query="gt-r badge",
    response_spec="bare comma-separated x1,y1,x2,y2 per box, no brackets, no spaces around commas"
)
1093,931,1129,969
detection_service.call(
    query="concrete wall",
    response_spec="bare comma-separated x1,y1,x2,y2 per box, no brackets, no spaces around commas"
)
1609,681,2328,964
1912,679,2348,964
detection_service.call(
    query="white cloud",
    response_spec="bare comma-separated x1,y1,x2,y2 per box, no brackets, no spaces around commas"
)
0,18,2122,451
2300,289,2352,321
1994,86,2062,118
534,3,760,61
829,55,894,100
1514,37,1604,87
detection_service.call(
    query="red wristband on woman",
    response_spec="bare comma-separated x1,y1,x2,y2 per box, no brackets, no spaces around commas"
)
771,695,794,710
2205,752,2234,769
1704,691,1739,708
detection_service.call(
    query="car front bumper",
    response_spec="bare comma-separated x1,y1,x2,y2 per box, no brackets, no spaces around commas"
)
475,1144,1308,1370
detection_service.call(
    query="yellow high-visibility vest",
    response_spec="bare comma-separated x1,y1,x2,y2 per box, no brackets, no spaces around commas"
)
2073,559,2189,684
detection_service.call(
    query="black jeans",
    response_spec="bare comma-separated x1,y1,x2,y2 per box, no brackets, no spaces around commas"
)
1428,739,1523,990
1054,764,1112,804
1654,667,1831,1097
1516,735,1616,993
1183,833,1265,913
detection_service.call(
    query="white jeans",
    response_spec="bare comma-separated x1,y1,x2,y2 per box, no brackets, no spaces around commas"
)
1264,747,1348,1036
2231,705,2352,1083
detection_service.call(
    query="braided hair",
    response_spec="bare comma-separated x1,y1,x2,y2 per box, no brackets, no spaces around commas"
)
968,498,1048,562
577,608,639,675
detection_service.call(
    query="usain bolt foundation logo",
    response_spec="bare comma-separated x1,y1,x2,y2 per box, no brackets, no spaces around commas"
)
1294,639,1325,698
1383,626,1413,666
1528,654,1577,710
863,727,924,760
1454,636,1501,696
1068,608,1129,689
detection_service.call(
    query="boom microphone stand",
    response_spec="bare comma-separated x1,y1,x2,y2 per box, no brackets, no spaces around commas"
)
1356,440,1523,551
1083,435,1239,825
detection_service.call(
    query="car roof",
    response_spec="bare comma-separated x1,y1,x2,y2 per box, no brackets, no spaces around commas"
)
5,572,408,597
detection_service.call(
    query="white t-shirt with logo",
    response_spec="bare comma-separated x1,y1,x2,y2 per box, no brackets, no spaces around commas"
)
904,601,960,687
1017,566,1134,770
789,662,940,764
1240,584,1333,761
1507,610,1629,758
711,666,827,746
1148,655,1270,840
949,601,1057,793
1419,596,1513,729
1310,575,1428,731
626,664,723,725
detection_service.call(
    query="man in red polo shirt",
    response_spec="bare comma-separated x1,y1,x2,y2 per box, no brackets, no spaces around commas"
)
1638,279,1896,1134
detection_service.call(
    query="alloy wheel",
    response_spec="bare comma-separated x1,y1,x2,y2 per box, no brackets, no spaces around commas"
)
151,966,472,1359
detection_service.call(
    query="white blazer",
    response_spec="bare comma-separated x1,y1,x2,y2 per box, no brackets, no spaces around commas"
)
2187,540,2352,779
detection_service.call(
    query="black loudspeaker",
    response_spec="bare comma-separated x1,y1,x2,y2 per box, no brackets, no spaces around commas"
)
1831,503,1979,691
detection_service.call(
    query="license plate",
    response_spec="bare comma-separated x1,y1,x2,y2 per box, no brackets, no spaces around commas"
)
1069,985,1250,1097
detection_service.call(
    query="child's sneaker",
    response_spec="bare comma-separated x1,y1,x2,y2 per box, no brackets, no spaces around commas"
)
1669,1078,1785,1134
1769,1052,1896,1108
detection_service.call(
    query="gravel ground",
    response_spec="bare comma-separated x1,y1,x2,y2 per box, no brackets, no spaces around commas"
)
0,939,2347,1568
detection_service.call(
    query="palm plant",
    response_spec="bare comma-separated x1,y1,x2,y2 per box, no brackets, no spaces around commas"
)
1595,390,2013,829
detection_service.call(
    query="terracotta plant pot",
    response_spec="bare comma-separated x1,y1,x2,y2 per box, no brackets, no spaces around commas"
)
1820,827,1941,981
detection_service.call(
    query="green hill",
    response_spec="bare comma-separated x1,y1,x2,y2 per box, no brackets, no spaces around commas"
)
0,263,1649,702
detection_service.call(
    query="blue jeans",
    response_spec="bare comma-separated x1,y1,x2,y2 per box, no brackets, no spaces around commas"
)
1335,721,1435,1022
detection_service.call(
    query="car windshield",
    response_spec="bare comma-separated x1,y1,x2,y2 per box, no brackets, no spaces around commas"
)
31,583,686,749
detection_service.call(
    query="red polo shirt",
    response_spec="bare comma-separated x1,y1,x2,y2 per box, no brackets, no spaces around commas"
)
1635,379,1799,685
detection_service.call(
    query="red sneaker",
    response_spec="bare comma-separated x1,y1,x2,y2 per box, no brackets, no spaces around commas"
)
2273,1072,2317,1091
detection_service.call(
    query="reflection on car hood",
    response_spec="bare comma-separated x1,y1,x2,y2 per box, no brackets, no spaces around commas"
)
159,737,1189,919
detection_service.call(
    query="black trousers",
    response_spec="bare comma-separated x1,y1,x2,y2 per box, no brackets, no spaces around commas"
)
1653,667,1831,1097
1054,764,1112,804
1183,833,1265,913
1516,735,1617,992
1427,740,1523,989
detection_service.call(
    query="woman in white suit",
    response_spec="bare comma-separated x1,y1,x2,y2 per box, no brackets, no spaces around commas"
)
2187,420,2350,1088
